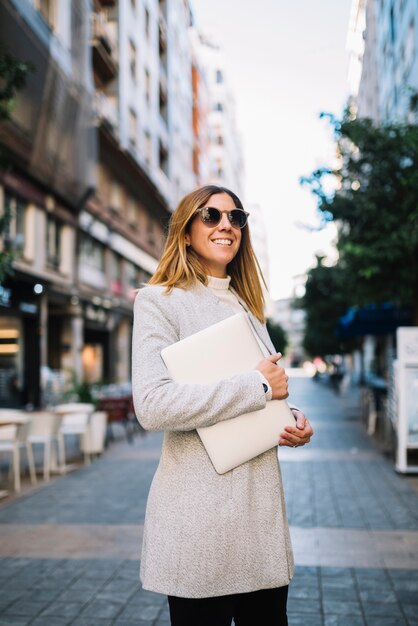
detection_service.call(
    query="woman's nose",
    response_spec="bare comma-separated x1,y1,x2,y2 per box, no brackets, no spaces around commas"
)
218,212,232,229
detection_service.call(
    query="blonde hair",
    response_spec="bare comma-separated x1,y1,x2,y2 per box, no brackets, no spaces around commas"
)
149,185,267,322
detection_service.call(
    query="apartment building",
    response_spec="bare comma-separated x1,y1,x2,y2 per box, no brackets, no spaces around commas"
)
348,0,418,121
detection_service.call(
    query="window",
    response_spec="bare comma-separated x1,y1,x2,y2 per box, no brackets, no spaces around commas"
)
131,0,136,11
147,215,155,245
405,19,415,76
145,7,150,39
159,85,168,123
129,109,137,149
217,134,224,145
110,253,123,295
46,216,62,270
145,68,151,105
214,102,223,112
79,235,105,272
159,140,169,176
389,3,396,44
2,193,25,260
34,0,55,29
129,40,137,83
216,69,223,84
144,130,152,165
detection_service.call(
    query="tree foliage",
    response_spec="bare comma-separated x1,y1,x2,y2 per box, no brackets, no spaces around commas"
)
266,319,288,355
301,111,418,327
298,257,354,358
0,47,31,282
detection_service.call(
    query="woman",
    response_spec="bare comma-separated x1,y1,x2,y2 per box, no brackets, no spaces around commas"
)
132,185,313,626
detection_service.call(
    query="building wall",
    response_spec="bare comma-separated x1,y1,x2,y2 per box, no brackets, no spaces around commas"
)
349,0,418,121
116,0,195,209
194,34,244,197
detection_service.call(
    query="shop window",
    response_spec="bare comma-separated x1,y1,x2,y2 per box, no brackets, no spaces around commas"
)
46,216,62,270
3,193,25,260
0,317,21,407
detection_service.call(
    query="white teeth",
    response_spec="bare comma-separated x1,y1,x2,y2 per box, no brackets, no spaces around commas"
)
212,239,232,246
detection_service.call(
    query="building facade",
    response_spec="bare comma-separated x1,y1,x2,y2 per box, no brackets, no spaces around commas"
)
348,0,418,121
0,0,196,408
192,32,244,197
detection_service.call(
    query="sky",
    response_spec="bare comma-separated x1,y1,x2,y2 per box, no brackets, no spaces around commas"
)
192,0,353,299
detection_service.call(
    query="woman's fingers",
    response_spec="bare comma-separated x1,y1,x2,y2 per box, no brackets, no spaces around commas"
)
256,356,289,399
279,416,314,448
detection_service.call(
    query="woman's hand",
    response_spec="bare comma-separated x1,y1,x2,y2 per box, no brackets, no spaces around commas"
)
256,353,289,400
279,410,314,448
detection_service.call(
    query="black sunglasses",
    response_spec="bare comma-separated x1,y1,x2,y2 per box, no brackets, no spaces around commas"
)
195,207,249,229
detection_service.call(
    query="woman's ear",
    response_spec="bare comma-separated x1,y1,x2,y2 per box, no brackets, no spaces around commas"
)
184,235,190,246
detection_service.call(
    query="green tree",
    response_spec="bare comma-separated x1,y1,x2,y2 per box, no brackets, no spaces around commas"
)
266,319,288,354
299,257,353,358
0,47,31,282
301,110,418,322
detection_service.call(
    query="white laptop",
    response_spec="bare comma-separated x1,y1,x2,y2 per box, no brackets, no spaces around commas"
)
161,312,295,474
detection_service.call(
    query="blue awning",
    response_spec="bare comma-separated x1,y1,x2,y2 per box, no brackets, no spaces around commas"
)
337,304,413,338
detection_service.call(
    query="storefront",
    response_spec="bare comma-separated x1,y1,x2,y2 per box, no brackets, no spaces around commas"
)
0,278,42,408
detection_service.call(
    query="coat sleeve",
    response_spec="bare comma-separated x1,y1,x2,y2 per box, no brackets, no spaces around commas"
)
131,287,267,432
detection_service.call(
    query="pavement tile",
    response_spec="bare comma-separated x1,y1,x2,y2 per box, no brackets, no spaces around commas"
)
30,616,73,626
323,600,362,616
80,598,124,619
324,617,365,626
288,598,321,614
362,602,403,617
322,587,359,601
118,602,162,620
365,618,408,626
404,604,418,618
2,600,47,617
359,589,398,603
69,621,113,626
288,616,323,626
40,601,87,618
56,589,96,603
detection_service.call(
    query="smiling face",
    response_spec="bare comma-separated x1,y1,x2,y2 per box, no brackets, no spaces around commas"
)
185,192,242,278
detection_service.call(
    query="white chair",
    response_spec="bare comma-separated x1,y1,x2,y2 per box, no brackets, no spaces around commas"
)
0,422,37,493
27,412,64,481
53,404,95,468
81,411,108,461
53,403,95,414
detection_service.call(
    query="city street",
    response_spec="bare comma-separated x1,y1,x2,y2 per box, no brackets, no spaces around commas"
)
0,373,417,626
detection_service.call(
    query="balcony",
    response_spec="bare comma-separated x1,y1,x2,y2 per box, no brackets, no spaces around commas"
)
95,92,119,136
92,12,118,83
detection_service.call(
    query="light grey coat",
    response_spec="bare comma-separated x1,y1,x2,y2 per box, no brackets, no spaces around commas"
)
132,283,294,598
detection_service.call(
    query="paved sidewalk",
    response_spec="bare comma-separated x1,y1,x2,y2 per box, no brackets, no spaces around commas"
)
0,375,417,625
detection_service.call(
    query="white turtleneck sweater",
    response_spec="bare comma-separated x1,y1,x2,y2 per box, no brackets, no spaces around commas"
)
207,275,273,400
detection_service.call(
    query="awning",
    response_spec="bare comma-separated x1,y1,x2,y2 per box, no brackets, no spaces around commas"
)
337,304,413,338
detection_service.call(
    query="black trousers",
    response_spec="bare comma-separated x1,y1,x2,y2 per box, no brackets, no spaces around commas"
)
168,585,289,626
